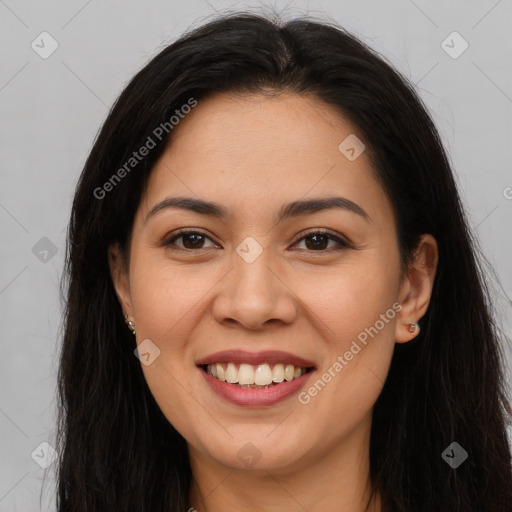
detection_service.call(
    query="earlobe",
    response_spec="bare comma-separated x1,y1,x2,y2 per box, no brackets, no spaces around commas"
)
395,234,438,343
108,243,133,318
395,319,422,344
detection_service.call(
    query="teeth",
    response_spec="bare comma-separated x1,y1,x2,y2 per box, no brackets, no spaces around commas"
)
225,362,238,383
272,363,284,383
216,363,225,381
254,364,273,385
206,362,308,386
238,364,255,385
284,364,294,382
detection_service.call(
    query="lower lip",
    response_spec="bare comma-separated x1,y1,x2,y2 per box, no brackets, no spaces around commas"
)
199,367,315,406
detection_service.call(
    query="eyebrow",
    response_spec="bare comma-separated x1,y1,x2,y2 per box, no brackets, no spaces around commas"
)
145,195,371,225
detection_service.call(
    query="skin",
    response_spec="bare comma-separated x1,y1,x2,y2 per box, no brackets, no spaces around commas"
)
109,92,438,512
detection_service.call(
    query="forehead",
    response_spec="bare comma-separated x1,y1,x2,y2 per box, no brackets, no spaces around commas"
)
139,92,393,228
161,92,364,171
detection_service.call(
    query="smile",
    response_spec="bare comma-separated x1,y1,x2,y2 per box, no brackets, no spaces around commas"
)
204,362,311,388
196,349,317,406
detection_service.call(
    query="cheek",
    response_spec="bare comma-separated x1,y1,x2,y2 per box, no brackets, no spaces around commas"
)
308,257,399,345
301,256,399,408
129,250,218,341
127,255,212,436
129,240,399,395
129,242,400,368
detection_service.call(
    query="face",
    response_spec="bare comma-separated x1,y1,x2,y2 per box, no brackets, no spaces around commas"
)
109,92,437,475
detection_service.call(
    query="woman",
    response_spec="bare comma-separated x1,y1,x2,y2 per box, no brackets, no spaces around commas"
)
56,11,512,512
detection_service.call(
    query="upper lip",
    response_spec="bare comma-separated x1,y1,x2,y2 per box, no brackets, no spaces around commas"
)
196,349,316,368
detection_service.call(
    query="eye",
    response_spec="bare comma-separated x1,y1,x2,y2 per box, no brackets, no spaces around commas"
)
164,230,219,251
164,228,353,252
291,229,352,252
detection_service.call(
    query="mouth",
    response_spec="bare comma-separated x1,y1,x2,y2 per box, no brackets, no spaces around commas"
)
195,350,317,406
199,362,315,389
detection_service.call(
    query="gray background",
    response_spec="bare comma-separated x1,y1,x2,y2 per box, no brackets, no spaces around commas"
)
1,0,511,510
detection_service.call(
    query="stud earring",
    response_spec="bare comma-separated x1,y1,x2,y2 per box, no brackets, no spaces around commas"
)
124,315,136,335
407,322,420,335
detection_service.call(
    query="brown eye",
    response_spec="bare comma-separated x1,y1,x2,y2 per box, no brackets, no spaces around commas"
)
165,230,218,250
292,230,351,252
164,229,351,253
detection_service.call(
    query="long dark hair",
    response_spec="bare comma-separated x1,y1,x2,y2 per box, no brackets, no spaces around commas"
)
56,10,512,511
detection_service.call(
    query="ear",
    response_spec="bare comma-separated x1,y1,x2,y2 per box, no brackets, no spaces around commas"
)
395,234,438,343
108,243,133,319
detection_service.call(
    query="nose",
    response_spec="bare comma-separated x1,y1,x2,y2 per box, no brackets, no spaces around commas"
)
211,246,298,331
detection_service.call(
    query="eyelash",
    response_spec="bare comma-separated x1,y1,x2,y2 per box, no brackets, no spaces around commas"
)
164,228,353,253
